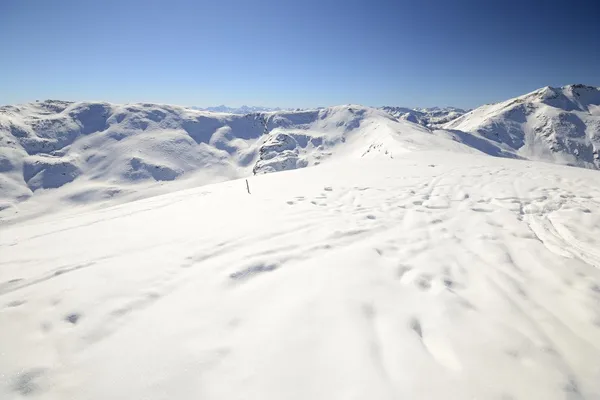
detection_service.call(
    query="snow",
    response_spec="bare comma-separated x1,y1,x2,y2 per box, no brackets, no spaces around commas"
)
443,85,600,168
192,105,285,114
2,87,600,399
2,150,600,399
380,106,467,128
0,102,476,221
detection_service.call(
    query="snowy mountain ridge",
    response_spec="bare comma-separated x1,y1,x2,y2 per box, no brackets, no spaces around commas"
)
1,85,600,220
380,106,467,128
195,105,468,128
444,84,600,168
191,105,286,114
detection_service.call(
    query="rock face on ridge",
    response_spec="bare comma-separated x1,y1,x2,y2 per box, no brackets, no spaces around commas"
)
444,85,600,168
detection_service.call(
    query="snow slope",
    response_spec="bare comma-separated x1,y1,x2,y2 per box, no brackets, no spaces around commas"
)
192,105,285,114
1,151,600,399
444,85,600,168
0,101,481,221
381,106,467,128
0,100,262,209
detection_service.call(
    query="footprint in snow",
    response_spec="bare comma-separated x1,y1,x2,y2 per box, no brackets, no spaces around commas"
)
443,276,455,289
415,274,433,291
471,207,493,213
230,263,278,282
398,265,413,280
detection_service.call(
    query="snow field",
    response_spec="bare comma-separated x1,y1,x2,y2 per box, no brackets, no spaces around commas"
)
1,152,600,399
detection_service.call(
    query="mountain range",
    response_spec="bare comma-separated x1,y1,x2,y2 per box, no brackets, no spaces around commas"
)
2,86,600,399
1,84,599,219
191,105,285,114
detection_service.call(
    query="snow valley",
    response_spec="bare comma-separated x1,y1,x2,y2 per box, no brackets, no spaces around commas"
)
1,85,600,400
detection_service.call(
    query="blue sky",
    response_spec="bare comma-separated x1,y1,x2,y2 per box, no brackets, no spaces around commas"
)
1,0,598,109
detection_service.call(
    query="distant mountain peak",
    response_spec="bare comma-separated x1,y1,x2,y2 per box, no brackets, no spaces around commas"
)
191,105,285,114
379,106,467,128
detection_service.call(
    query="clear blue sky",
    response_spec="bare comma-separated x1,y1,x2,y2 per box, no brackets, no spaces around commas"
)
1,0,599,109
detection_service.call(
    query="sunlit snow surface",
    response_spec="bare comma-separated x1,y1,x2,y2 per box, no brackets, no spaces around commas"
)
2,152,600,400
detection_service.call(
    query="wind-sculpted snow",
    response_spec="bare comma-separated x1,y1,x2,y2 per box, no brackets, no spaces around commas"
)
1,152,599,399
0,102,478,218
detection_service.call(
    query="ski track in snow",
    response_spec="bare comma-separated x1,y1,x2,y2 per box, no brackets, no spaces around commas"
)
1,153,600,399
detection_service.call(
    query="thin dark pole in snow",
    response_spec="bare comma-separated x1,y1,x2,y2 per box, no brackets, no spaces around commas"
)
246,179,251,194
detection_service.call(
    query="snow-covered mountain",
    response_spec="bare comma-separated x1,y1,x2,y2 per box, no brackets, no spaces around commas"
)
2,89,600,400
198,105,466,127
381,106,467,128
0,100,476,219
192,105,285,114
2,151,600,400
444,84,600,168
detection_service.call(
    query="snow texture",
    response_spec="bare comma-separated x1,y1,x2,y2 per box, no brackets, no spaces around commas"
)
381,106,468,128
1,86,600,400
444,85,600,168
192,105,286,114
1,153,600,400
0,102,477,218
